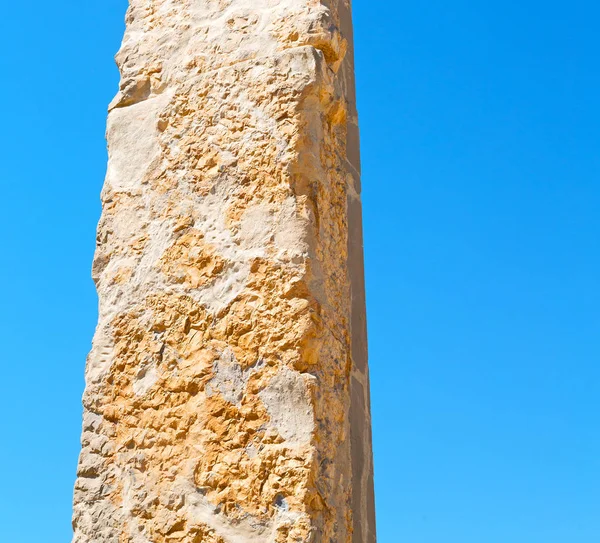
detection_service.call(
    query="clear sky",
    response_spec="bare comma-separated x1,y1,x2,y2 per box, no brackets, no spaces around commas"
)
0,1,598,542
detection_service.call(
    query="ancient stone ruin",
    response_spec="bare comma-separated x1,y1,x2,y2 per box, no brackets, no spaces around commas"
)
73,1,375,541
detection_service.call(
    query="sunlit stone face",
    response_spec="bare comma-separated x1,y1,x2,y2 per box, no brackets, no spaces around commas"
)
73,2,375,542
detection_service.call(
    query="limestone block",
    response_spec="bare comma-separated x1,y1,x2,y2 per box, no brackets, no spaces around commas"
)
73,1,375,542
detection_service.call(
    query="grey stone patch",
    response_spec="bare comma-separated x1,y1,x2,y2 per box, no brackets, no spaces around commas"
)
259,367,314,447
133,364,159,396
172,474,274,543
245,443,258,459
85,327,115,385
105,93,170,193
206,349,254,406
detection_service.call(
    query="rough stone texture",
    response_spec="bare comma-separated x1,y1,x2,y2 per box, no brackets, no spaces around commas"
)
73,1,375,542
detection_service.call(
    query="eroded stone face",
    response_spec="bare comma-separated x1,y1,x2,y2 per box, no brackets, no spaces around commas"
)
73,1,375,542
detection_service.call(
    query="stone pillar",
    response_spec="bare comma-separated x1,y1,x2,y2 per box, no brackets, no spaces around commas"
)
73,2,375,542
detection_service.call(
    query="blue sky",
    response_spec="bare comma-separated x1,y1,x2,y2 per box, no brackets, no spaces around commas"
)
1,1,598,542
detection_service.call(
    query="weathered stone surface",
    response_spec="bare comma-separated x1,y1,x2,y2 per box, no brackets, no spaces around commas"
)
73,1,375,542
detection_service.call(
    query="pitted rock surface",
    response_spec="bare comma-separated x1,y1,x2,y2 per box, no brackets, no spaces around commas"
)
73,1,375,542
